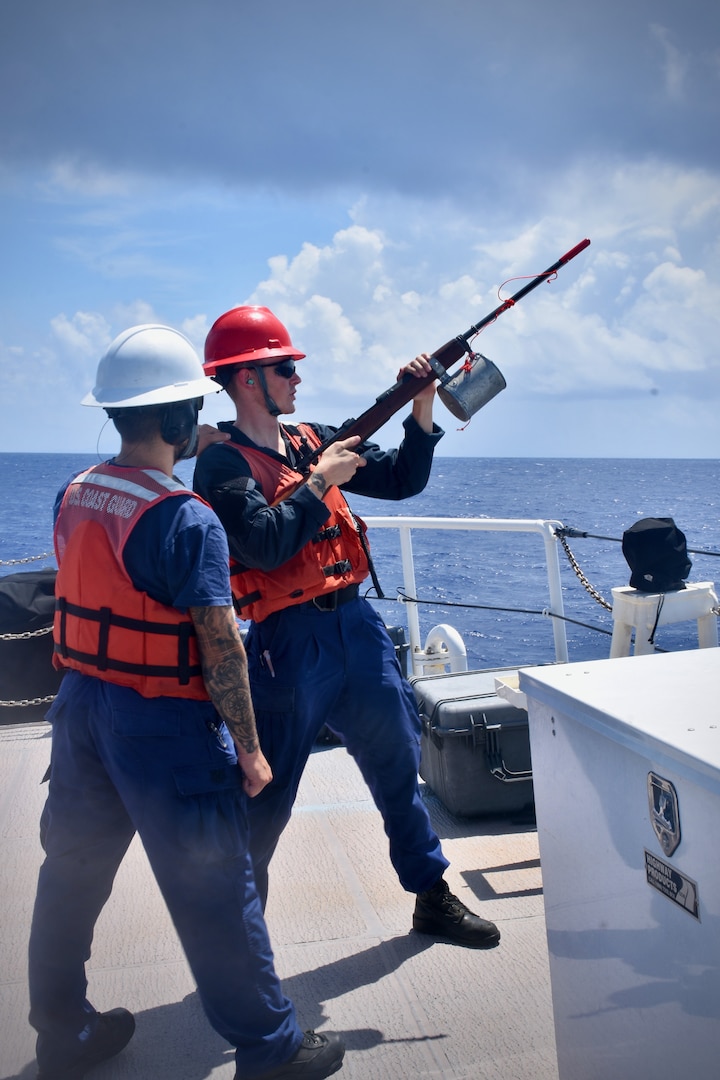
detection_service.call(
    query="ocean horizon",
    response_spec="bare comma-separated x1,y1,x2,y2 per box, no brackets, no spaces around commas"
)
2,453,718,670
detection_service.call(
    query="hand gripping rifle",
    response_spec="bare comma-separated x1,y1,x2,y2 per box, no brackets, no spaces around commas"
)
289,238,591,485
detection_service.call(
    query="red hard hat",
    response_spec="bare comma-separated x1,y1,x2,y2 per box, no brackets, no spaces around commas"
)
203,306,305,376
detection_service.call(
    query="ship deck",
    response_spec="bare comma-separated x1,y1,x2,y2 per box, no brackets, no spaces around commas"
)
1,720,558,1080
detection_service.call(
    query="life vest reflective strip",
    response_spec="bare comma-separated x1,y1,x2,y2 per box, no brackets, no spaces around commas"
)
225,425,370,622
53,464,210,700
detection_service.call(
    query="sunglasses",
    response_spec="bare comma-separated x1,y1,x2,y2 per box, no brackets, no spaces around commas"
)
261,358,297,380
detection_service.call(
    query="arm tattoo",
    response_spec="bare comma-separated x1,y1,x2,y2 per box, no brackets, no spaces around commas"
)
307,472,328,499
190,606,260,754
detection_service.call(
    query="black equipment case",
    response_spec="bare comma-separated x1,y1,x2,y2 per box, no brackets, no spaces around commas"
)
410,667,534,818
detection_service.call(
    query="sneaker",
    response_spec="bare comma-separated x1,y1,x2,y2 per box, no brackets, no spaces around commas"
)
37,1007,136,1079
236,1030,345,1080
413,877,501,949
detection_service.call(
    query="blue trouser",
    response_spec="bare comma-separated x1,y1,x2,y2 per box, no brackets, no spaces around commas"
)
245,596,449,907
28,671,303,1077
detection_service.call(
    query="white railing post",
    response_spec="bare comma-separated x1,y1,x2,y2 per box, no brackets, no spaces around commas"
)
540,521,569,663
362,516,570,668
398,526,423,669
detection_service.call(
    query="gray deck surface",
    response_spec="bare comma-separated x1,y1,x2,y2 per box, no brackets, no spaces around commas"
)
1,721,558,1080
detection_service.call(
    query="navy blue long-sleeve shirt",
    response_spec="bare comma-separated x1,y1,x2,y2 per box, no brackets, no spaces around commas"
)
193,416,443,572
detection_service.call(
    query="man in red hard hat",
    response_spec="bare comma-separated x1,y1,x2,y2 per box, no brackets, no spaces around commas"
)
194,305,500,950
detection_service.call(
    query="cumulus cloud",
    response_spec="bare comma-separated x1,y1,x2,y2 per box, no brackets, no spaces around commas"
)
220,160,720,430
51,311,112,356
1,0,719,457
9,153,716,448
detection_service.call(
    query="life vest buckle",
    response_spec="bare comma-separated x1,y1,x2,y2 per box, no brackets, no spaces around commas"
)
322,559,352,577
312,524,342,543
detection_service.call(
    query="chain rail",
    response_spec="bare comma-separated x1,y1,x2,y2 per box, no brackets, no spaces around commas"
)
0,552,55,567
1,621,57,707
557,533,613,611
1,546,56,704
0,625,54,642
0,695,56,708
1,555,56,709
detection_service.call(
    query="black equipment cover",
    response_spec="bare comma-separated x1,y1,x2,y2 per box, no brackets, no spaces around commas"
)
621,517,692,593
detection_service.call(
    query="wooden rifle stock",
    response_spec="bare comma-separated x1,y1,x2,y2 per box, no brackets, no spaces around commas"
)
281,238,591,497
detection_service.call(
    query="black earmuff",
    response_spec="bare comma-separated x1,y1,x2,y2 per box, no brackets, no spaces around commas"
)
160,399,201,458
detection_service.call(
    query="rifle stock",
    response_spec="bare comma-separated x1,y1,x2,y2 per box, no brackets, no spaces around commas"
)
278,238,590,498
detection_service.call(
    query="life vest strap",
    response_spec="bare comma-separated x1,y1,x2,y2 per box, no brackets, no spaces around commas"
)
233,590,261,615
53,642,203,683
57,597,199,636
55,597,201,685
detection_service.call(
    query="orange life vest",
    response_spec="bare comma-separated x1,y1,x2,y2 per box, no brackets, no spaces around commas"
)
53,463,210,700
226,425,370,622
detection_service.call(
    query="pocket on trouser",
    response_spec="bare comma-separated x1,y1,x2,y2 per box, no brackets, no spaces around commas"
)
169,763,249,863
110,700,246,862
173,762,246,797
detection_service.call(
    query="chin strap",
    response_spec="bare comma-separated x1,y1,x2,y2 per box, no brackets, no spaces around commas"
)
250,365,281,418
175,423,199,460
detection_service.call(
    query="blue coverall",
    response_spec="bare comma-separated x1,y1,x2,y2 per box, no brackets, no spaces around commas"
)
245,593,449,905
28,484,304,1077
194,416,450,907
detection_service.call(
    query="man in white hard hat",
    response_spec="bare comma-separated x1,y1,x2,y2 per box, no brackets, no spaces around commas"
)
193,306,501,950
27,325,345,1080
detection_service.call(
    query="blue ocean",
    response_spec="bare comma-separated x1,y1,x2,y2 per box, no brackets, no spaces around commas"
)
2,453,718,669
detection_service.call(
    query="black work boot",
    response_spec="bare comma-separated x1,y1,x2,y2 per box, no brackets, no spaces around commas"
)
236,1029,345,1080
36,1007,136,1079
413,877,501,949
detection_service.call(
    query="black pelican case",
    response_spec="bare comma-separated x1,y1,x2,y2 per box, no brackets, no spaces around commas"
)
410,666,534,818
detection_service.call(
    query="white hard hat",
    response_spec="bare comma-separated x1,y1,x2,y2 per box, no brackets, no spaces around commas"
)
82,324,219,408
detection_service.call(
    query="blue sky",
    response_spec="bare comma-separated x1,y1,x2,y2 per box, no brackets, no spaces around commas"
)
1,0,719,457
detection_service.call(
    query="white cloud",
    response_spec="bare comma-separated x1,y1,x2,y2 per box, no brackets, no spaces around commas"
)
110,300,160,328
2,153,720,455
3,0,719,461
0,340,60,396
252,226,387,311
41,157,138,199
650,24,688,101
232,160,719,417
50,311,112,356
180,314,212,355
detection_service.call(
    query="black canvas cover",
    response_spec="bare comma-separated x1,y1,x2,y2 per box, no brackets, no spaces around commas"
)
0,569,57,633
621,517,692,593
0,569,62,722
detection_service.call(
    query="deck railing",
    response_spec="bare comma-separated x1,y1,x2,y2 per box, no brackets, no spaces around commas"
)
362,516,568,675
